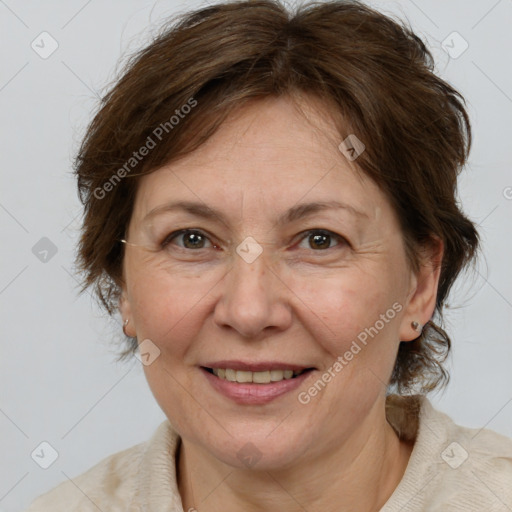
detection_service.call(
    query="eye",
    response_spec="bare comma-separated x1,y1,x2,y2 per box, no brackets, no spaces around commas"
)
160,228,347,253
161,229,218,250
296,229,347,251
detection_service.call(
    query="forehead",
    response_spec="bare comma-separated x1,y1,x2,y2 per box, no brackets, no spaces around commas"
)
132,95,387,223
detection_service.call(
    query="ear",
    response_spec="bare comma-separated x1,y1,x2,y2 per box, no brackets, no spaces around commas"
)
399,237,443,342
119,288,137,338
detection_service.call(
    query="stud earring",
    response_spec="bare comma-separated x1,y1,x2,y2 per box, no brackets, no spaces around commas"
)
411,321,422,333
122,318,129,336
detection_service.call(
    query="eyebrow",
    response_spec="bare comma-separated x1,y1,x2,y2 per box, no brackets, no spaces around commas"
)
143,199,368,226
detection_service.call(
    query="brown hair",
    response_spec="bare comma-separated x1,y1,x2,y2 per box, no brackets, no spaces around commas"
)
74,0,479,394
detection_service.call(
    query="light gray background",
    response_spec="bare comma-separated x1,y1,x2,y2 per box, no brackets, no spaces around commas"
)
1,1,511,510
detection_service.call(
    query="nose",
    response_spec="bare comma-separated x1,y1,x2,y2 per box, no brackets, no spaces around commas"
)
213,247,292,339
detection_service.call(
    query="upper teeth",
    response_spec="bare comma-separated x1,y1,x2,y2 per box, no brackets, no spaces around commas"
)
212,368,304,383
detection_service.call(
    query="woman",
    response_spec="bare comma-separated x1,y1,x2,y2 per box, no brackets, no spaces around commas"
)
26,0,512,510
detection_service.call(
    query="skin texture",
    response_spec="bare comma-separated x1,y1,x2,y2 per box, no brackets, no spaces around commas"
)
120,95,442,512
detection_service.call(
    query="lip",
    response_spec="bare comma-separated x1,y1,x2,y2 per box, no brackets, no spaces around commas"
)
200,366,315,405
201,360,313,372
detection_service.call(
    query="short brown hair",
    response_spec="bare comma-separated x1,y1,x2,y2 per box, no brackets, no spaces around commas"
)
74,0,479,394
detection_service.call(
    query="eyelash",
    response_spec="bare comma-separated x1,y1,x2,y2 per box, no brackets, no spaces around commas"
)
161,228,348,252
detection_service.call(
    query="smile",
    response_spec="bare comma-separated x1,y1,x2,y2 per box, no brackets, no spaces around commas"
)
200,366,316,405
205,367,309,383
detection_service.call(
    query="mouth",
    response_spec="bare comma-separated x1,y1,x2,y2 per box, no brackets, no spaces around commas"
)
199,363,317,405
201,366,315,384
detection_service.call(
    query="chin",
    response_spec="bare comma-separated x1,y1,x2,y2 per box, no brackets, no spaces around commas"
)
196,423,314,472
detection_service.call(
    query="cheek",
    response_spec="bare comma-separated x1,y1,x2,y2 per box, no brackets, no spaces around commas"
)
293,267,403,358
127,261,213,355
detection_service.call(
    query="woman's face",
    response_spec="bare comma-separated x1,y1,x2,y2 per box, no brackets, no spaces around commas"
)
121,95,432,470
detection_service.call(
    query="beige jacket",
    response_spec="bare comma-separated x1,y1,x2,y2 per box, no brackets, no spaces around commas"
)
25,395,512,511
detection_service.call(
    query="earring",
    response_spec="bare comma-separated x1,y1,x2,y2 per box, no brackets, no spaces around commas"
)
122,318,129,336
411,321,422,333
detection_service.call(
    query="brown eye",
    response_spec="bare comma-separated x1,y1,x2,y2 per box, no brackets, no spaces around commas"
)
182,231,207,249
162,229,214,250
309,232,331,250
297,230,346,251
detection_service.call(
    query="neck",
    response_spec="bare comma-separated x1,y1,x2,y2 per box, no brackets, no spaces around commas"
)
177,400,414,512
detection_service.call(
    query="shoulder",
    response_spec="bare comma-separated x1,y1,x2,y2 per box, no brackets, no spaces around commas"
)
424,399,512,509
384,395,512,511
421,397,512,468
24,443,146,511
24,420,174,512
